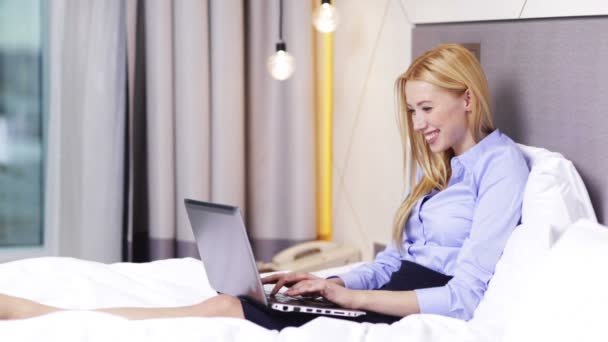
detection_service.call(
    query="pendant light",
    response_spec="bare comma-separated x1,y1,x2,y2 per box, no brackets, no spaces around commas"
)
268,0,295,80
312,0,340,33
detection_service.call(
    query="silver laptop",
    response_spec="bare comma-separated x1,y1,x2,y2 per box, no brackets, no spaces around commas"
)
184,198,366,318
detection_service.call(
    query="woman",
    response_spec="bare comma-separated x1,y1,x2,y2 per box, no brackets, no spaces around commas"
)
1,44,529,329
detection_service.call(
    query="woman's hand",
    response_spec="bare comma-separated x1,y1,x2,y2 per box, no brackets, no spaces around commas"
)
285,279,363,310
264,273,420,316
261,272,322,296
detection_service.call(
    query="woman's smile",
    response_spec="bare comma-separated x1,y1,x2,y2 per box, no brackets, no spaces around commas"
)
424,129,440,144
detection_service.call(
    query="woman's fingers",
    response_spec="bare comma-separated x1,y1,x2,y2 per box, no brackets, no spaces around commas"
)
260,273,281,284
285,279,325,297
285,280,355,308
270,277,289,296
263,272,320,296
262,272,314,284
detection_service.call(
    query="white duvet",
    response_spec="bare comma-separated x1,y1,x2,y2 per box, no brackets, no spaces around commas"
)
1,219,607,342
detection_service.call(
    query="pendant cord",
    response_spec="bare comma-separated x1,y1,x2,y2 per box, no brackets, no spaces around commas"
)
279,0,284,42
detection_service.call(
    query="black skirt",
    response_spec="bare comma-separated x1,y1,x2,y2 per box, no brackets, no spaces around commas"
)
240,260,452,330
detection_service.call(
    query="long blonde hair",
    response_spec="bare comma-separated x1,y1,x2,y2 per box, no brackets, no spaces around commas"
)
392,44,495,249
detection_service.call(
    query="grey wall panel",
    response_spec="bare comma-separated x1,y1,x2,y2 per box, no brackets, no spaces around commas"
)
412,17,608,224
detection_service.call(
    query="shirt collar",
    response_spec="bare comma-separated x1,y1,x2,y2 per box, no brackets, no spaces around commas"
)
451,129,502,171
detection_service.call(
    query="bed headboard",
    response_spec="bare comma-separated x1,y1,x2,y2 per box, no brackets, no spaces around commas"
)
412,17,608,224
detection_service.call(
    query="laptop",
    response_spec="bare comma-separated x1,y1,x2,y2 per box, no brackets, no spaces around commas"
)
184,198,366,318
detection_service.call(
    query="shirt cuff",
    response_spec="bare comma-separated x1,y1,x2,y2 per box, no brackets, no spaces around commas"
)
414,286,451,316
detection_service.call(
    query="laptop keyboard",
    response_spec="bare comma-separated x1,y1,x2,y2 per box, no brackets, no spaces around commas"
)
267,292,337,308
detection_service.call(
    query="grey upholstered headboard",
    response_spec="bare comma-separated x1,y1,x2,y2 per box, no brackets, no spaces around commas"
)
412,17,608,224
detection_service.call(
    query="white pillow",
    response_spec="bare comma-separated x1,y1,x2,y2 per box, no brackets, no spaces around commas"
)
518,144,597,231
470,144,597,336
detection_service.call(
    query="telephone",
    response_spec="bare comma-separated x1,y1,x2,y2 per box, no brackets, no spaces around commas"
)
257,241,360,273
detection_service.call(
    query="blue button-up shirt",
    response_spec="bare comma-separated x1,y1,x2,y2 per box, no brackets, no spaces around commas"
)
338,129,529,320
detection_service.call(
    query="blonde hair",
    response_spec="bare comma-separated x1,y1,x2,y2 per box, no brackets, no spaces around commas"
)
392,44,495,249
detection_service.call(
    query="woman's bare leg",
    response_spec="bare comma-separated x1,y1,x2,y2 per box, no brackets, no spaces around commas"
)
0,294,60,319
0,293,244,321
95,295,244,320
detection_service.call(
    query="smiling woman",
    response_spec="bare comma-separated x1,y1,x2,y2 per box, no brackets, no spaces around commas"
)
0,0,45,251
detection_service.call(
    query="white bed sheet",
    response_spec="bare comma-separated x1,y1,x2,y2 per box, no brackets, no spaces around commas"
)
4,219,606,342
0,257,482,342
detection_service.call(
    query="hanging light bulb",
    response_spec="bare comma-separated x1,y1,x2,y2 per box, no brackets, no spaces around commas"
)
268,42,295,80
268,0,295,80
313,0,340,33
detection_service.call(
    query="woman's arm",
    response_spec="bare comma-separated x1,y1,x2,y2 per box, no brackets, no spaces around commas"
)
352,289,420,316
334,241,404,290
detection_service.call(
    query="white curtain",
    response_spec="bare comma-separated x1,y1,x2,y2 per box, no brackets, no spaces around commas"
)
46,0,317,263
125,0,318,262
46,0,126,262
123,0,247,260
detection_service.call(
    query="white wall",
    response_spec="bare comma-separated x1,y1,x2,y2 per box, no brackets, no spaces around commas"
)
333,0,412,260
401,0,608,23
332,0,608,260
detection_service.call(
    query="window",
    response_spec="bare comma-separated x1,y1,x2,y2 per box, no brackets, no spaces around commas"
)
0,0,44,248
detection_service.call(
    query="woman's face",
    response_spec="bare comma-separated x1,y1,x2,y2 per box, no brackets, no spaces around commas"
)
405,80,475,156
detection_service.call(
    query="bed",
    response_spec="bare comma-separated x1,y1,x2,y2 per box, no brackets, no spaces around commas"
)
1,218,606,341
3,16,608,342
